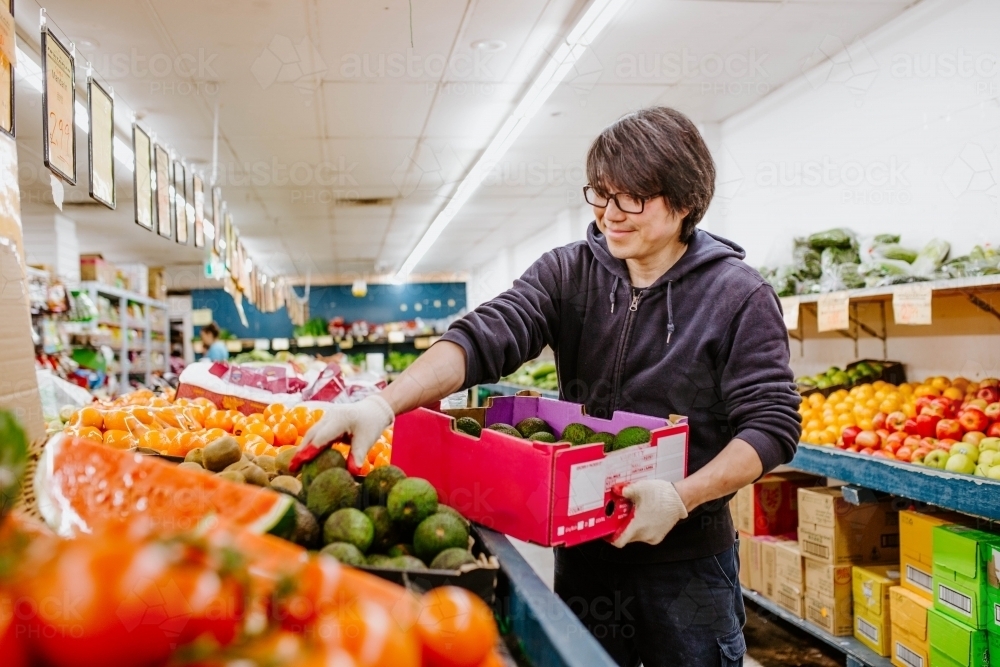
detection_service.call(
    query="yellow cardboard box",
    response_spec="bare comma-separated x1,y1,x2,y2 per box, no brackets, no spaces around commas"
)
798,487,900,565
890,586,932,667
853,564,901,656
899,509,965,601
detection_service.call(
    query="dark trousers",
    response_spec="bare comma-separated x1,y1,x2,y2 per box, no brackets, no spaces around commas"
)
554,541,746,667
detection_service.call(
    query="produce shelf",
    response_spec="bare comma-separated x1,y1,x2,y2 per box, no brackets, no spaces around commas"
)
478,528,617,667
792,274,1000,304
743,591,893,667
790,443,1000,521
479,382,559,399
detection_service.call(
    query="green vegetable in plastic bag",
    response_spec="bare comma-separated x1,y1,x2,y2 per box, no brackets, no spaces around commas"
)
792,239,822,279
808,228,855,250
821,246,860,267
910,238,950,277
874,233,901,244
878,244,918,263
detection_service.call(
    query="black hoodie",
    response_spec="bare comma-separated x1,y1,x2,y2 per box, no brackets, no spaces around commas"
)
441,224,802,562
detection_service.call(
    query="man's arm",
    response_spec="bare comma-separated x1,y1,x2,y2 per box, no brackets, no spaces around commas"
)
674,438,762,511
380,340,467,415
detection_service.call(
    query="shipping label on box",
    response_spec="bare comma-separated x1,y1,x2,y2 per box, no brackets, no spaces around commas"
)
928,608,990,667
892,625,929,667
805,559,853,601
856,606,892,656
775,580,805,618
775,541,804,593
854,564,901,618
900,510,965,601
805,593,853,636
932,525,1000,629
988,585,1000,636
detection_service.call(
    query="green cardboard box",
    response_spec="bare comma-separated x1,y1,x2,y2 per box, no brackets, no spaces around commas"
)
989,632,1000,667
932,525,1000,629
989,583,1000,637
928,608,990,667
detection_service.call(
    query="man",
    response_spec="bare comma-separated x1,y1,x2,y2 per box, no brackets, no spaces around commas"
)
304,107,801,666
199,322,230,362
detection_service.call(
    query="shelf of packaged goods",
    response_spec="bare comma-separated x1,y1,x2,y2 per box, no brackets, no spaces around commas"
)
80,281,168,309
98,320,149,330
479,382,559,399
790,443,1000,521
743,591,893,667
477,528,618,667
792,274,1000,305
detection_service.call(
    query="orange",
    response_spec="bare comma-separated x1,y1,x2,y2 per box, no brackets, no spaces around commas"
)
103,429,136,450
374,452,390,468
246,422,275,446
232,418,250,437
205,410,236,432
102,410,129,432
244,413,265,424
73,426,104,442
416,586,497,667
192,397,216,407
202,428,227,444
272,421,298,447
72,406,104,430
137,430,169,452
238,434,267,452
169,432,205,458
262,403,287,420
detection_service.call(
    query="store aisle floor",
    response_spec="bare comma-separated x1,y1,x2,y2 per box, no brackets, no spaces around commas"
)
509,540,843,667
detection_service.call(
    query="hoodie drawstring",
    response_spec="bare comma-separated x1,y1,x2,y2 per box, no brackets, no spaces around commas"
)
666,281,675,345
610,276,619,314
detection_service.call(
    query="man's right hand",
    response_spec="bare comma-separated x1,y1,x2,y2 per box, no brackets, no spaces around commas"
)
298,394,395,470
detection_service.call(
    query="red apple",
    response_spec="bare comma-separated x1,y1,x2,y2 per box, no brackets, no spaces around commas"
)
958,408,990,433
872,450,895,459
895,446,913,462
985,403,1000,420
915,396,934,414
860,447,876,455
886,411,908,432
856,430,881,449
911,447,930,463
903,435,924,450
988,422,1000,438
920,404,946,419
936,418,963,440
846,445,860,453
962,431,986,445
977,386,1000,404
876,428,890,444
872,412,888,431
886,431,907,447
904,418,921,436
966,398,989,411
933,397,957,417
884,438,902,454
936,438,957,450
916,414,941,438
841,425,861,448
981,378,1000,388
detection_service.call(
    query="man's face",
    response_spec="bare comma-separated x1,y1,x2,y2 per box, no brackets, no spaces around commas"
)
200,330,213,345
593,193,687,261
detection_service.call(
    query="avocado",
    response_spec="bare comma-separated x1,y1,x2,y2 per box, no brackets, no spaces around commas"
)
435,503,470,528
290,500,321,549
363,505,399,552
203,436,242,472
587,432,617,452
430,547,477,571
486,423,522,438
300,448,347,489
275,446,297,476
455,417,482,437
528,431,557,443
323,508,374,552
830,371,850,386
611,426,652,451
366,554,394,567
306,468,359,520
270,475,305,501
387,477,438,528
361,464,407,507
388,555,427,570
413,513,470,563
320,542,366,567
387,543,415,558
515,417,553,438
560,423,595,446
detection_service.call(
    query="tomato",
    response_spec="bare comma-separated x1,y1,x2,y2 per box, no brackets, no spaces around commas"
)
270,555,344,631
416,586,498,667
315,599,420,667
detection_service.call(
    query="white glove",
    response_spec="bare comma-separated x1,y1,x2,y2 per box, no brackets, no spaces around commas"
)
300,395,395,469
609,479,689,548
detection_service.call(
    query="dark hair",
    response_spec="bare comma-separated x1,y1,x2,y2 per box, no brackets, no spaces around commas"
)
586,107,716,242
201,322,220,338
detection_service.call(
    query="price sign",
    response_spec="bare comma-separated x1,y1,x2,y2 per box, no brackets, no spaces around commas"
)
0,1,14,66
174,160,188,245
42,30,76,184
132,124,153,230
893,283,932,325
779,296,800,331
154,143,172,238
193,174,205,247
0,0,13,138
817,292,850,332
87,78,115,209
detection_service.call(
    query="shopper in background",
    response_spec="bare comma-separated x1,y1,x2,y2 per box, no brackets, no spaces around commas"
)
199,322,229,362
304,107,802,667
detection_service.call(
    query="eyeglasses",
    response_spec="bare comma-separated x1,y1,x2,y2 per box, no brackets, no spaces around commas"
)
583,185,650,214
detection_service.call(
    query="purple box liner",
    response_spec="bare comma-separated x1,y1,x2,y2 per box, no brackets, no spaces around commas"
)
484,395,685,435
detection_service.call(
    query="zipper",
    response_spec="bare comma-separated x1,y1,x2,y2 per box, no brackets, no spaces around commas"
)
610,288,643,412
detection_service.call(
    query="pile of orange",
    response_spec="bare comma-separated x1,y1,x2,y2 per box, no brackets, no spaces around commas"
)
62,395,393,472
329,426,393,475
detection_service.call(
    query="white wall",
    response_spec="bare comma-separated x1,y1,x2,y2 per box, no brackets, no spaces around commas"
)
717,0,1000,381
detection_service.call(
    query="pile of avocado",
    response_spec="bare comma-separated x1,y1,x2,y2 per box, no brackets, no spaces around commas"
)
455,416,651,453
796,361,884,391
271,450,478,572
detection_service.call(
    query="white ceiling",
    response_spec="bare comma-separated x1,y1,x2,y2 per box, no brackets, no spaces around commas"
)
13,0,919,280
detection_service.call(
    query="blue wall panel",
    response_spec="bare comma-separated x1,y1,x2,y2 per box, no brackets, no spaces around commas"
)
191,282,467,339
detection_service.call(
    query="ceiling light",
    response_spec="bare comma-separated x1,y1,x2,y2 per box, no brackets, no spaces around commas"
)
471,39,506,52
395,0,627,280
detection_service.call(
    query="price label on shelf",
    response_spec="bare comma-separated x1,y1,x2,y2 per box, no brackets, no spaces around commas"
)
779,296,800,330
817,292,850,332
893,283,932,325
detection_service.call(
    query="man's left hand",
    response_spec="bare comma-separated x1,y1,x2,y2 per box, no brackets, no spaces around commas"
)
609,479,689,548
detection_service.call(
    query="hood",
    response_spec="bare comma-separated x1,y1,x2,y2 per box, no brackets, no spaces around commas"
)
586,222,746,288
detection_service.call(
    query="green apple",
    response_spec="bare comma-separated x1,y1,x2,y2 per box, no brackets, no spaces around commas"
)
987,465,1000,480
945,453,977,475
979,437,1000,452
978,450,1000,469
949,442,980,463
975,464,989,476
923,449,950,469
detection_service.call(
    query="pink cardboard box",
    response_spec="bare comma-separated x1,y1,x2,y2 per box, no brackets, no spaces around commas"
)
392,395,689,547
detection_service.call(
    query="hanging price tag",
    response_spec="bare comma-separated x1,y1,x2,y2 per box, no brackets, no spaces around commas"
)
893,283,932,325
779,296,800,330
0,3,15,66
817,292,850,332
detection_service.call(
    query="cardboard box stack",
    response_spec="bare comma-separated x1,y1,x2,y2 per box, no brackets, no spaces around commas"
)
853,564,901,656
797,486,901,638
775,541,806,617
901,509,967,601
927,525,1000,667
80,254,121,287
891,585,933,667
